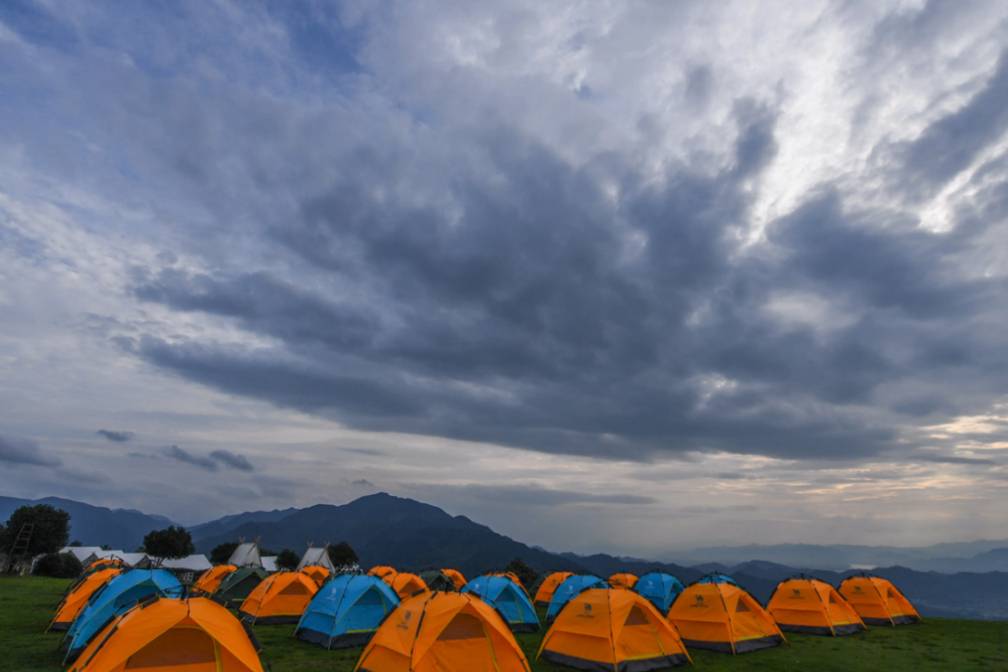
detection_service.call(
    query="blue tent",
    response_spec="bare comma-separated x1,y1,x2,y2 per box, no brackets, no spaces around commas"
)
634,572,686,613
64,569,183,663
295,574,400,649
545,574,607,621
698,573,738,585
462,575,540,633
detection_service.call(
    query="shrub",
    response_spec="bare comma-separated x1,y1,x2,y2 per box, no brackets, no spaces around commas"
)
34,552,83,578
276,549,299,571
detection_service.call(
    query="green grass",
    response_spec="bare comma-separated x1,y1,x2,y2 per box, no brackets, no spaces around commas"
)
2,576,1006,671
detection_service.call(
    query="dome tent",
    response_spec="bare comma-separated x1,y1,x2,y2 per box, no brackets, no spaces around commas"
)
390,572,429,599
538,588,691,670
533,571,573,607
367,565,397,583
441,568,467,590
420,569,459,592
214,566,269,607
546,574,608,621
67,597,264,672
667,574,785,654
239,571,320,624
49,568,122,632
838,574,921,626
193,564,237,595
296,574,400,649
301,565,332,585
63,569,184,663
634,572,685,614
354,592,532,672
608,572,638,589
462,574,540,633
768,575,866,636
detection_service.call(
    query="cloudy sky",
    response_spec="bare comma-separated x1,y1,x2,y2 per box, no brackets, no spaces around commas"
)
1,0,1007,557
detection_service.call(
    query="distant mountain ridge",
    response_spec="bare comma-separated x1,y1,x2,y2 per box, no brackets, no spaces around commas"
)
666,540,1008,573
0,496,172,551
4,492,1006,619
187,506,300,541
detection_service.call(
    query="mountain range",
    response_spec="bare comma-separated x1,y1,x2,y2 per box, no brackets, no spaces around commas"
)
3,492,1006,619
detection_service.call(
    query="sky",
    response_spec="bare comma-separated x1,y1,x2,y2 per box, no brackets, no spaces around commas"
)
1,0,1007,558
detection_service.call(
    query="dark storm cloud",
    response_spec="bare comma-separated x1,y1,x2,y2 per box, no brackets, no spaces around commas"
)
764,190,996,318
160,445,255,472
96,429,134,443
0,435,61,466
163,445,217,471
209,449,254,472
126,106,970,463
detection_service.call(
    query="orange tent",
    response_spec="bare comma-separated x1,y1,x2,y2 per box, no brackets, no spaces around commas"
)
538,588,690,669
533,572,573,607
608,572,638,589
767,576,866,636
239,571,320,624
492,571,525,589
301,565,331,585
667,578,785,654
354,592,531,672
67,597,263,672
84,558,125,575
391,572,429,599
368,566,398,584
838,575,921,626
49,568,122,631
192,564,237,595
441,568,467,591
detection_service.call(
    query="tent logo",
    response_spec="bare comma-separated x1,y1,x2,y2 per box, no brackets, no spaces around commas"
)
693,595,705,607
397,610,413,630
792,589,802,598
853,586,863,593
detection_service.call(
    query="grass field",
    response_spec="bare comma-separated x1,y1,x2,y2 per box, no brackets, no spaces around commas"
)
2,576,1005,671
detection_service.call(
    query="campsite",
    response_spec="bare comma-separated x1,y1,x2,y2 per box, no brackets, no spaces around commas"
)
2,574,1006,672
1,525,1006,672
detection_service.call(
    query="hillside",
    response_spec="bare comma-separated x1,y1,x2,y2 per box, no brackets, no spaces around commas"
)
0,496,171,551
192,493,588,576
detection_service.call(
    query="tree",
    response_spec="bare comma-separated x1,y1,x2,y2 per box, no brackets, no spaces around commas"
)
276,548,299,571
69,540,82,547
2,504,70,556
210,542,239,565
34,552,83,578
504,558,537,591
142,526,194,561
327,541,358,568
